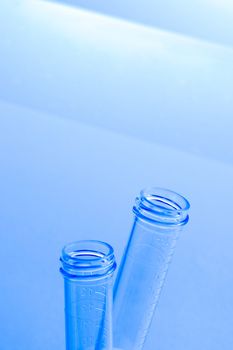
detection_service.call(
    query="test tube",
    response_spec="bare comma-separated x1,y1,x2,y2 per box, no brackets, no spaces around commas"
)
60,240,116,350
113,188,190,350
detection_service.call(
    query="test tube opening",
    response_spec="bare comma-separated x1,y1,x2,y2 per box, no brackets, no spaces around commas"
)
60,240,116,280
134,187,190,226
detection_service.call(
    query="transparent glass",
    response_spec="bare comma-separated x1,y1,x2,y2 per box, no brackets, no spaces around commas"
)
113,188,190,350
60,240,117,350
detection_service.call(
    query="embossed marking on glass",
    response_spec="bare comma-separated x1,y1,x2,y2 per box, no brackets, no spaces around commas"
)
60,240,117,350
113,188,190,350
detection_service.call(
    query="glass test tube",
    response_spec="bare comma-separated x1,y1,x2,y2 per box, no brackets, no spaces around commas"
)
60,240,117,350
113,188,190,350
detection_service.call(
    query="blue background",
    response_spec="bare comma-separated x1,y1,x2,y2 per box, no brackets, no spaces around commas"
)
0,1,233,349
52,0,233,47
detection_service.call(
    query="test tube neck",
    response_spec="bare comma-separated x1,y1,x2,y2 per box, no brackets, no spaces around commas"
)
60,240,116,281
133,187,190,227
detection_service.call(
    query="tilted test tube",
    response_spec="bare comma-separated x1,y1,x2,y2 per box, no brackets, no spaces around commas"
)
113,188,190,350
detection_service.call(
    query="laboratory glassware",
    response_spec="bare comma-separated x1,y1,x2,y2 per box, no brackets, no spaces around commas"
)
113,188,190,350
60,240,117,350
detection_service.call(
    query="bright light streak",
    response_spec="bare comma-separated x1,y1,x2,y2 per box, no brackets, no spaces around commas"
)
21,0,233,65
22,0,169,56
209,0,233,12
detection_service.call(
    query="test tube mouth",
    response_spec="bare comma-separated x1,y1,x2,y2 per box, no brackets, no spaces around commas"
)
60,240,116,280
133,187,190,226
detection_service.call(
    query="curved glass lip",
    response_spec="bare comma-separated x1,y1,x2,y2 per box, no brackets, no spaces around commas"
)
60,240,116,280
133,187,190,226
141,187,190,214
61,240,114,266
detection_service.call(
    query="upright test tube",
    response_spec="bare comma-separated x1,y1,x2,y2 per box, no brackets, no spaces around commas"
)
113,188,190,350
60,240,116,350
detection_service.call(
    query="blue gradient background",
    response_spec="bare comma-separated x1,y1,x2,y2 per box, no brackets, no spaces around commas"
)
0,1,233,349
